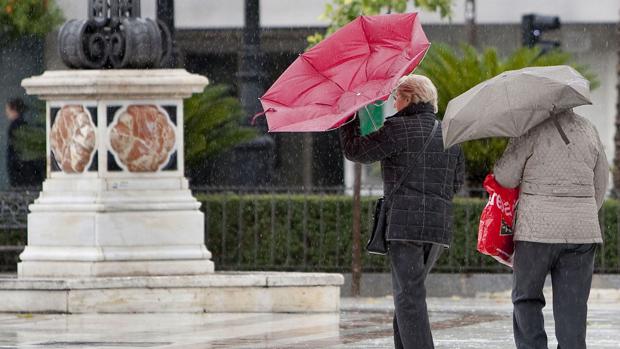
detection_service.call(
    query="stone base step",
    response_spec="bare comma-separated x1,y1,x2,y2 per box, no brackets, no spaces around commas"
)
0,272,344,314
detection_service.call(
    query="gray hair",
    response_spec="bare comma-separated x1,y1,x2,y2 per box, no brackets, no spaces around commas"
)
396,74,438,113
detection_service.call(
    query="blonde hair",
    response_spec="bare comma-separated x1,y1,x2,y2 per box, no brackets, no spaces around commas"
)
396,74,438,113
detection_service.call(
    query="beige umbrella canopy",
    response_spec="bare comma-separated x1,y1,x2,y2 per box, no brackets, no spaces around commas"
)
442,65,592,149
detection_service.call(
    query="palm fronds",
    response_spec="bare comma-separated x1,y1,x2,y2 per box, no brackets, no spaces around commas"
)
183,85,258,166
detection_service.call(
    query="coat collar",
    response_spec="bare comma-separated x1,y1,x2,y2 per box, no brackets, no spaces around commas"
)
388,102,435,119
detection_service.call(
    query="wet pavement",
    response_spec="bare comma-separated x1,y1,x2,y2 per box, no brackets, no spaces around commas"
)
0,296,617,348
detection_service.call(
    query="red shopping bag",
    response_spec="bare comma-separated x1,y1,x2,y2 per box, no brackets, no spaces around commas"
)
477,174,519,267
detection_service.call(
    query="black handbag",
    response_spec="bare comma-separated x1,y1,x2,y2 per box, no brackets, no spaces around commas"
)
366,120,439,255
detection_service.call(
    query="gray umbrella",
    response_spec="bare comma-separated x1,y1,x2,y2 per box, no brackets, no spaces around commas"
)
442,65,592,149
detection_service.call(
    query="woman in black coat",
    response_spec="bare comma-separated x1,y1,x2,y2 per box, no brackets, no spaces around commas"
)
339,74,465,349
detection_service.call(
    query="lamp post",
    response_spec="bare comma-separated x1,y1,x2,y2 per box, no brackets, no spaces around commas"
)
234,0,275,186
157,0,177,67
238,0,264,121
465,0,477,46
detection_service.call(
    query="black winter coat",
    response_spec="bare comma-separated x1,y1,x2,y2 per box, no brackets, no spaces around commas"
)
339,102,465,246
7,116,26,187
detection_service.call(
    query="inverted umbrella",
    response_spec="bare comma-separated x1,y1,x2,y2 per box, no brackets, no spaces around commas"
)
259,13,430,132
442,65,592,149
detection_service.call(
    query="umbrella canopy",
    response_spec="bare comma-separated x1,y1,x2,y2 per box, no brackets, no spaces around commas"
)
260,13,430,132
442,65,592,149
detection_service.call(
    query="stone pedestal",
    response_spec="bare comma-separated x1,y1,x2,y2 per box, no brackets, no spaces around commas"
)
18,70,213,278
0,69,344,313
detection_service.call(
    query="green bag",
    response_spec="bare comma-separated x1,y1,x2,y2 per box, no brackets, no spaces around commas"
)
359,103,384,136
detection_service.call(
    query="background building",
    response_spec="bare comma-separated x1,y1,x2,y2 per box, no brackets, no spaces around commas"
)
1,0,617,189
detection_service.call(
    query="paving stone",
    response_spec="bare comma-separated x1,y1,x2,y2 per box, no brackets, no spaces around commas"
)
0,296,616,348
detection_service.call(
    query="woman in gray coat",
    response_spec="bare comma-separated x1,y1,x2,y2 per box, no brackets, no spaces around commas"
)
494,109,608,349
340,75,464,349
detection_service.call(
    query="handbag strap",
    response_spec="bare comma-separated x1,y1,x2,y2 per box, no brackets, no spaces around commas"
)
385,120,439,202
552,116,570,145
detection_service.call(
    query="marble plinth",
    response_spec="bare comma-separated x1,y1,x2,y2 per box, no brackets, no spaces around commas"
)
18,176,214,278
0,272,344,313
19,69,214,279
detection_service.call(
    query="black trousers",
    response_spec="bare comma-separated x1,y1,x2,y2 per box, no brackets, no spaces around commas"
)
389,241,443,349
512,241,596,349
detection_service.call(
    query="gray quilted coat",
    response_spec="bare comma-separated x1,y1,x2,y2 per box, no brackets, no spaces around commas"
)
494,110,609,244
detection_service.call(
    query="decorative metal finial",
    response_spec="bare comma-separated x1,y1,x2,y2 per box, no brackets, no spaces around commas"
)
58,0,172,69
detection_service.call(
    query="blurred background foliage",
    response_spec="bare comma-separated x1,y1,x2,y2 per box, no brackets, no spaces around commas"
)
184,85,258,167
307,0,453,47
0,0,63,41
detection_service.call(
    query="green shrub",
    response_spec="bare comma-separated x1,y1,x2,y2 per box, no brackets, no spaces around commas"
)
0,230,25,272
184,85,257,166
598,200,620,273
2,197,618,273
198,195,619,273
200,194,386,272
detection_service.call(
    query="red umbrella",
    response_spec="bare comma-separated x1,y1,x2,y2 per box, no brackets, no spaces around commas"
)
259,13,430,132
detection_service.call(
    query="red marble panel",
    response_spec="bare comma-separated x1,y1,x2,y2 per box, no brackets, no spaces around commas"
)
50,105,97,173
109,105,176,172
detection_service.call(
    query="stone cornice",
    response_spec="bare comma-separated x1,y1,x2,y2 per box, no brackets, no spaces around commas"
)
22,69,209,100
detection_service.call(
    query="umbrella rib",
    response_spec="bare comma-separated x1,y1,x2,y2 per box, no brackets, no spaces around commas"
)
350,58,371,91
502,77,518,135
258,96,285,106
359,18,372,82
364,105,379,132
300,55,345,92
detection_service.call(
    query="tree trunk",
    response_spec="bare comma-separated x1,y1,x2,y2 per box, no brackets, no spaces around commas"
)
351,162,362,297
302,133,313,189
614,12,620,196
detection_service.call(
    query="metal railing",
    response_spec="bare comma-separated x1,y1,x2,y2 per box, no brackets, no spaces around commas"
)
196,187,384,272
1,187,619,274
0,190,39,271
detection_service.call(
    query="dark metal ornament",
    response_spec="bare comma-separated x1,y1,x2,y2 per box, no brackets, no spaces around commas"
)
58,0,172,69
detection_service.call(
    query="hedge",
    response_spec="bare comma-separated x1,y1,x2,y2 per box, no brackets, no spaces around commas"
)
1,196,618,273
199,195,620,273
